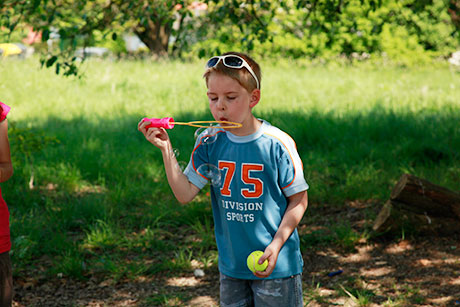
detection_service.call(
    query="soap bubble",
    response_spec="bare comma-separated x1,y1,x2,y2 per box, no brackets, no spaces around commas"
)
193,124,222,138
197,163,222,187
176,161,187,172
194,127,219,145
172,148,180,158
201,134,217,145
194,127,205,140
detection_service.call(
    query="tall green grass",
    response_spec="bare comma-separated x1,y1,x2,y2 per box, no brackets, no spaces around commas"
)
1,57,459,286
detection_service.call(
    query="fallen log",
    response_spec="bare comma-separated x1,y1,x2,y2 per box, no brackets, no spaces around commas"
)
373,174,460,235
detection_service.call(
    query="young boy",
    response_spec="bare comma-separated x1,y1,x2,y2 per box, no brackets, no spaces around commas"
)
0,102,13,307
138,52,309,306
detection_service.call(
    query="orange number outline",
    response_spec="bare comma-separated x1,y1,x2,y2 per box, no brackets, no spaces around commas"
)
241,163,264,198
218,161,264,198
218,161,236,196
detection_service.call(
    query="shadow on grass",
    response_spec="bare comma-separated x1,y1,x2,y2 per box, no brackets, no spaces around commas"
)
6,106,460,205
4,106,460,306
301,221,460,306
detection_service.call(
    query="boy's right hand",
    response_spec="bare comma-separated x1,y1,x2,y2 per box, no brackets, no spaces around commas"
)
138,119,171,151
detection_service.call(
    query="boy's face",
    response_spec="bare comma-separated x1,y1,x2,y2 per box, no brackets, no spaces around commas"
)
207,72,259,135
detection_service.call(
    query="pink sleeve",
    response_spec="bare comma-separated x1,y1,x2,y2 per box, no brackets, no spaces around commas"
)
0,102,11,121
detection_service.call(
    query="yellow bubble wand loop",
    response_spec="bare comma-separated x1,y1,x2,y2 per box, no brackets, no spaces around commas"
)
142,117,242,129
173,120,242,129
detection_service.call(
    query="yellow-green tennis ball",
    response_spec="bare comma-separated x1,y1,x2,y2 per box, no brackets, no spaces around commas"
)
247,250,268,273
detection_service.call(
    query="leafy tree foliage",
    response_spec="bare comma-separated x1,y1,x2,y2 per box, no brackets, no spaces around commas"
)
1,0,459,75
1,0,196,75
193,0,459,63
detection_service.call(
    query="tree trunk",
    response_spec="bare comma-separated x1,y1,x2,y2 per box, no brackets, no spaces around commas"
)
134,18,171,56
449,0,460,31
373,174,460,235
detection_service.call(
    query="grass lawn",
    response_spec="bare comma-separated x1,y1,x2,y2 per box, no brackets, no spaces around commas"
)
1,57,460,306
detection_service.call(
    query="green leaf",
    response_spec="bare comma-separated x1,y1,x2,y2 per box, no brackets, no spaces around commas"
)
42,29,50,41
46,56,58,68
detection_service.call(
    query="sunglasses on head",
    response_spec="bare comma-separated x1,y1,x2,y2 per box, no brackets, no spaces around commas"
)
206,55,260,89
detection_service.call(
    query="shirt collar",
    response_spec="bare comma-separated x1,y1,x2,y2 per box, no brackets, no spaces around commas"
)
226,119,268,143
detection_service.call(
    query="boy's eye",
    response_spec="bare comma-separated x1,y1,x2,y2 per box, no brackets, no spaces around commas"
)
209,97,218,102
227,97,236,100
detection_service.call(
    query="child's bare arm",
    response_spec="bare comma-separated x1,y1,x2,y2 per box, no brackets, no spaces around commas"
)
160,143,200,204
0,120,13,183
138,120,199,204
254,190,308,278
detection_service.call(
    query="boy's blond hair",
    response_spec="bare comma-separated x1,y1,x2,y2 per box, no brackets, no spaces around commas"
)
203,52,262,92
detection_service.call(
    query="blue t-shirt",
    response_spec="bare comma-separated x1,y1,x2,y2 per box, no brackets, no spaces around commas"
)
184,120,309,280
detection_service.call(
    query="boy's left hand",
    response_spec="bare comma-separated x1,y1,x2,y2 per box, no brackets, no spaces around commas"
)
253,244,280,278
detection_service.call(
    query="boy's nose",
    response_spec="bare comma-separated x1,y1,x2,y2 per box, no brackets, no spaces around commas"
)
217,99,226,110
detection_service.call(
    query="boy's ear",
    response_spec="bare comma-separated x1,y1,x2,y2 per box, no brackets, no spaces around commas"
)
249,89,261,108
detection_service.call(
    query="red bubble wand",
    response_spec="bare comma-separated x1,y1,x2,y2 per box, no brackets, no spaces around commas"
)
142,117,242,129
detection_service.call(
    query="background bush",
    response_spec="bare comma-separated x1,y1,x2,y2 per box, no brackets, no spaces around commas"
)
188,0,459,65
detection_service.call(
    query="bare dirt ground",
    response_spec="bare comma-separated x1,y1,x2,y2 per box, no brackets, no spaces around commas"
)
12,202,460,306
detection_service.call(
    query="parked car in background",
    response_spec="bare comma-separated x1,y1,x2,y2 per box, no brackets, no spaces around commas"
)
75,47,110,59
0,43,27,58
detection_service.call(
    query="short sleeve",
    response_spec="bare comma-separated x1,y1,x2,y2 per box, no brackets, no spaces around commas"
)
277,139,309,197
0,102,11,122
183,131,211,190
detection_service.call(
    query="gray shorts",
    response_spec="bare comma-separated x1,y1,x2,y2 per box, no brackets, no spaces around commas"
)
0,251,12,307
219,272,303,307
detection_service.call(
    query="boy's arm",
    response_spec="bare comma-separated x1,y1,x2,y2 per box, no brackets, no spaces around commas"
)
0,119,13,183
138,121,199,204
254,190,308,278
160,143,200,204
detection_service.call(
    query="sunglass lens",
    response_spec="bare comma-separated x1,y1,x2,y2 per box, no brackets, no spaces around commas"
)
207,57,219,68
223,56,243,67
